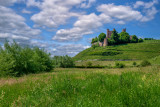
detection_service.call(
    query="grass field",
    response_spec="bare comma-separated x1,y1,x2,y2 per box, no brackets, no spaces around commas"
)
1,65,160,106
73,40,160,61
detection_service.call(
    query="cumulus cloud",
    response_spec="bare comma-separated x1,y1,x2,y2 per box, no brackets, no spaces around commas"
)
28,0,86,28
134,0,158,22
0,0,24,6
53,44,90,56
52,13,112,41
81,0,96,8
0,6,41,45
134,0,158,9
97,3,143,22
22,9,32,14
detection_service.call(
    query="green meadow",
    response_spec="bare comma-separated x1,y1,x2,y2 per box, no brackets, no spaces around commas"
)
1,66,160,106
73,40,160,61
0,40,160,106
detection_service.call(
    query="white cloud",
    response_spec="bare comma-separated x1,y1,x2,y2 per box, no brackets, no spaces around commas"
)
0,6,41,45
28,0,86,28
22,9,32,14
52,13,112,41
0,0,24,6
134,0,158,22
81,0,96,8
53,44,90,56
134,0,158,9
26,0,41,7
97,3,143,22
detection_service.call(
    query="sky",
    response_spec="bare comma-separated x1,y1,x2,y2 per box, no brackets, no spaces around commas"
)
0,0,160,57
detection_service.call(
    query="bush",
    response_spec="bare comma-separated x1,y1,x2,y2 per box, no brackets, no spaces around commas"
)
115,62,125,68
138,38,144,43
98,33,106,42
86,62,92,67
92,43,99,49
52,55,75,68
133,62,137,66
140,60,151,67
0,41,53,77
131,35,138,43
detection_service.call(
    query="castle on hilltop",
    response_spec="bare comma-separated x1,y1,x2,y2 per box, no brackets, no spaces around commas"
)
96,28,127,47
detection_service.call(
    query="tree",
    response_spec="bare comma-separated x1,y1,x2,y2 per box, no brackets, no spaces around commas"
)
91,38,95,44
94,37,98,42
138,38,144,43
98,33,106,42
91,37,98,44
119,32,130,43
111,30,119,44
131,35,138,43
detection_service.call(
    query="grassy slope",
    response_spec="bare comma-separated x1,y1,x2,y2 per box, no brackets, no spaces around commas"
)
73,40,160,61
1,66,160,106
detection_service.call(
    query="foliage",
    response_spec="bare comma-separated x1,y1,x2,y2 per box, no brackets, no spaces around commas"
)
111,30,119,44
86,61,92,67
115,62,125,68
119,32,130,43
2,68,160,106
144,38,154,40
0,41,53,77
132,62,137,66
140,60,151,67
52,55,75,68
98,33,106,42
92,42,99,49
138,38,144,43
131,35,138,43
107,38,116,45
91,37,98,44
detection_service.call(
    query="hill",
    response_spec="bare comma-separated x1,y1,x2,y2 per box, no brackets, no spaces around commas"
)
73,40,160,61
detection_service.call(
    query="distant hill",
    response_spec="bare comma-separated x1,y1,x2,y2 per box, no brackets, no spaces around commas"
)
73,40,160,61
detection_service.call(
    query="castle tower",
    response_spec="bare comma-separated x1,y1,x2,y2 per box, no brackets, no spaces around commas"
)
122,28,126,32
113,28,115,31
103,38,108,46
107,29,109,38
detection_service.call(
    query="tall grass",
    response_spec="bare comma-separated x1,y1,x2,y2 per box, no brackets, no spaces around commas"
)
1,67,160,106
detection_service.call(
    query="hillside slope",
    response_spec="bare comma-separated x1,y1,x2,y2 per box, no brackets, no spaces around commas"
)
73,40,160,61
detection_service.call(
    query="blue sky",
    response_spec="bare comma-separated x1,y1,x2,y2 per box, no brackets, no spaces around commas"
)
0,0,159,56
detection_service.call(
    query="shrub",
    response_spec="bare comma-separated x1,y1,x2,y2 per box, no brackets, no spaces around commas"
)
92,43,99,49
133,62,137,66
115,62,125,68
140,60,151,67
86,61,92,67
98,33,106,42
0,41,53,77
131,35,138,43
138,38,144,43
52,55,75,68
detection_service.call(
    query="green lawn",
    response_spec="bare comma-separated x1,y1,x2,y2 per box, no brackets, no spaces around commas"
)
73,40,160,61
1,66,160,106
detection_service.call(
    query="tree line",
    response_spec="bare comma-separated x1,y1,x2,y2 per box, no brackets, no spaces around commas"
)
91,30,144,46
0,41,75,77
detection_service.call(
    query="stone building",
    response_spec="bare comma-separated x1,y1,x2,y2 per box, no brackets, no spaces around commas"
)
92,28,127,47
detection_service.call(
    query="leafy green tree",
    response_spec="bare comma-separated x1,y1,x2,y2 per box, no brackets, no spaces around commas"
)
107,38,115,45
111,30,119,44
98,33,106,42
94,37,98,42
131,35,138,43
52,55,75,68
91,38,95,44
138,38,143,43
119,32,130,43
91,37,98,44
0,41,53,77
